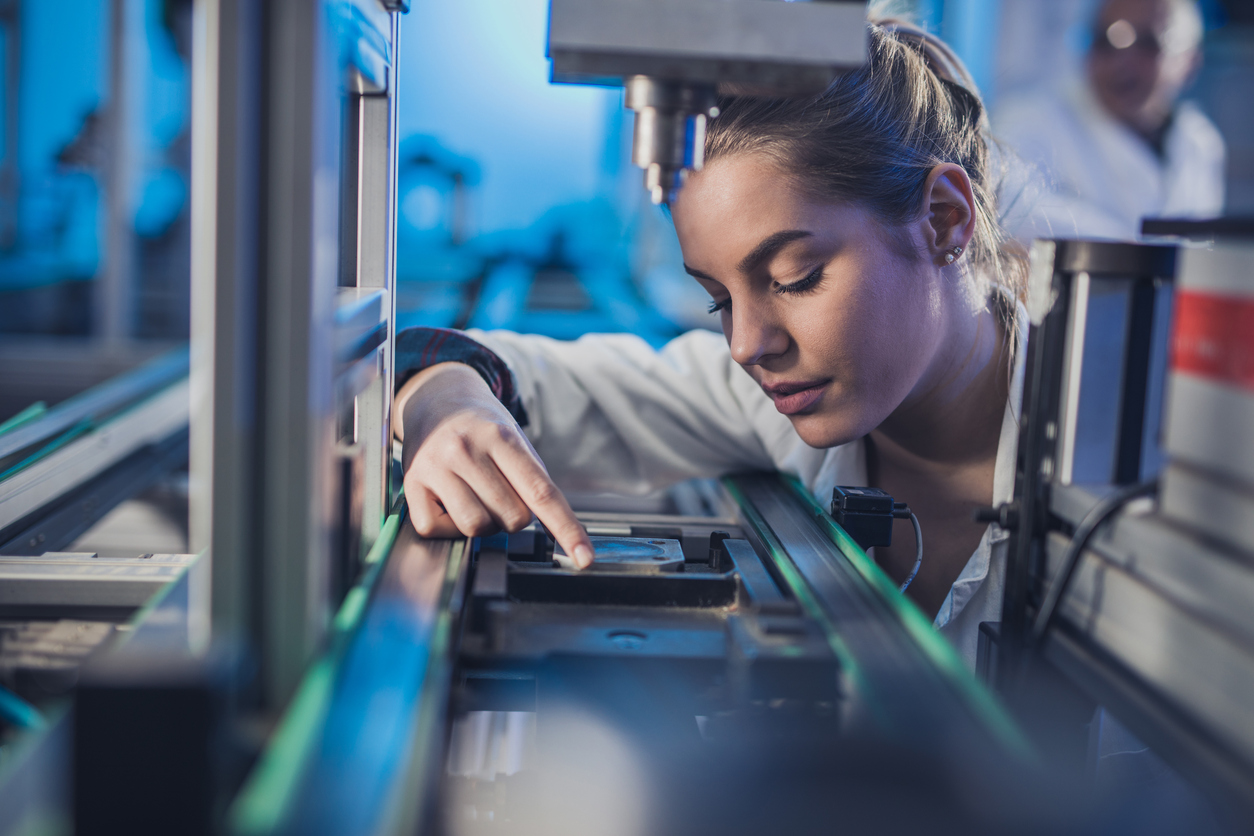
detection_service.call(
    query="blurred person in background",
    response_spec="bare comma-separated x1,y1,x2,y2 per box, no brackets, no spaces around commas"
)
995,0,1224,241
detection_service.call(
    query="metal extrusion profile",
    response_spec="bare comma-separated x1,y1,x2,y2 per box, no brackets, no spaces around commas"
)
724,472,1033,759
0,555,196,611
334,289,387,406
0,349,188,466
1036,491,1254,811
230,514,470,836
337,0,394,92
0,381,191,533
0,428,189,556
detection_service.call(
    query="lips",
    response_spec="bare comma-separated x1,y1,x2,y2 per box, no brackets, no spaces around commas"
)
762,380,828,415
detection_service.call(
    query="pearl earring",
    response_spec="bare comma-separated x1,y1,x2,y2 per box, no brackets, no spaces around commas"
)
943,245,963,265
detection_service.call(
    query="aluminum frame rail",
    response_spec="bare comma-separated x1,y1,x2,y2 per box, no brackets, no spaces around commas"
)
996,238,1254,819
229,510,470,836
191,0,404,710
725,473,1030,756
336,1,402,552
1000,240,1177,675
0,349,187,469
0,350,191,555
1041,483,1254,814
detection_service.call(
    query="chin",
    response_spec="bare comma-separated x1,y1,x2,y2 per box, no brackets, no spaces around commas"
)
787,412,865,450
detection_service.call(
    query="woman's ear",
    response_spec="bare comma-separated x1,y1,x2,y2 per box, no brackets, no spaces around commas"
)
915,163,976,266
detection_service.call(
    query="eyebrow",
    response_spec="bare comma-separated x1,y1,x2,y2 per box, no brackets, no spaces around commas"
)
683,229,814,283
737,230,813,274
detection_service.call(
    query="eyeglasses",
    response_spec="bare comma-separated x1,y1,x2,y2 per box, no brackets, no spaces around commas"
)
1092,19,1163,55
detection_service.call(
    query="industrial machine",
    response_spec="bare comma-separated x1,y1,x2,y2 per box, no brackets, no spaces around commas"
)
547,0,867,203
986,228,1254,829
226,474,1051,835
2,1,1254,834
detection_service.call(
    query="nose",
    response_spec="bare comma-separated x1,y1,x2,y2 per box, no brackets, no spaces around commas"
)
726,298,789,367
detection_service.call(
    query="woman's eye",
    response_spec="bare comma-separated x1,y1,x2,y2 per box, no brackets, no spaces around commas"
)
776,266,824,295
707,299,731,314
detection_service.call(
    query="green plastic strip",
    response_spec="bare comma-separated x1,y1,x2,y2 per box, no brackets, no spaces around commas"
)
777,474,1035,760
380,539,467,835
0,683,44,731
332,512,403,634
230,510,405,835
0,419,92,481
232,659,338,835
0,402,46,436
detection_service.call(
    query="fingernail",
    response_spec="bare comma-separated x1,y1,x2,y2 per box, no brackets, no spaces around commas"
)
574,545,593,569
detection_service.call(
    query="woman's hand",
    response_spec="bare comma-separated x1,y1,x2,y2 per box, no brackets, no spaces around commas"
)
395,362,595,568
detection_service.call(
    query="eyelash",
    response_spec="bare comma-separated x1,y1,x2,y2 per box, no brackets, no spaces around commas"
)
777,266,825,296
706,266,825,315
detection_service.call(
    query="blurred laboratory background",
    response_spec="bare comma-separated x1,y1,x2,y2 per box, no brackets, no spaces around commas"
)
4,0,1252,345
0,0,1251,550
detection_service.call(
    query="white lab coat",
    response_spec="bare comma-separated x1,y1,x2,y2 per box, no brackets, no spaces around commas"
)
994,79,1226,242
470,308,1027,668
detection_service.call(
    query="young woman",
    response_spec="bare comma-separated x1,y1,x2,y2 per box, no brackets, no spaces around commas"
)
392,20,1027,666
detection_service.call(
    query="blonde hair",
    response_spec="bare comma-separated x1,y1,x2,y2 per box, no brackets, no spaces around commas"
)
705,18,1025,329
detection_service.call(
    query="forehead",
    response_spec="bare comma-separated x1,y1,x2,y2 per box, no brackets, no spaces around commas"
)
673,154,811,224
670,153,861,258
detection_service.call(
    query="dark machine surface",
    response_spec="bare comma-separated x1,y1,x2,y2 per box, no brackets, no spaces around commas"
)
225,474,1077,836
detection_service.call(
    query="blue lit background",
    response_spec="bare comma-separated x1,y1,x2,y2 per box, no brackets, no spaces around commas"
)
0,0,190,337
394,0,693,344
0,0,1247,341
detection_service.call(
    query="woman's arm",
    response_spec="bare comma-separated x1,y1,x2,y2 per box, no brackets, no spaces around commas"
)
471,328,788,494
394,327,793,565
395,361,595,568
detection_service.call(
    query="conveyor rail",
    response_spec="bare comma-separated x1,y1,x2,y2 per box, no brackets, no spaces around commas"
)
230,475,1038,836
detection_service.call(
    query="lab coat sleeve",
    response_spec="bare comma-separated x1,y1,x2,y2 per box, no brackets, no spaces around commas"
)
467,328,801,494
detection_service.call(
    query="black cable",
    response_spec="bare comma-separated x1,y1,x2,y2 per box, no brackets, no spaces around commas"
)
1029,480,1157,651
891,503,923,593
898,511,923,593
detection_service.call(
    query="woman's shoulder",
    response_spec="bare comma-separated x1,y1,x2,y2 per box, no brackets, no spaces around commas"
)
468,326,744,382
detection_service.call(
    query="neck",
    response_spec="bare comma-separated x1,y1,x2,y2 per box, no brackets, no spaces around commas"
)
870,303,1010,473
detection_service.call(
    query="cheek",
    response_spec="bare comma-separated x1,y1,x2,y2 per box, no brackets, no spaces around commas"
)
793,265,942,441
801,259,936,371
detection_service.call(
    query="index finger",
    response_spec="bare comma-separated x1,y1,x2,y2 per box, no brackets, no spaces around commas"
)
490,438,594,569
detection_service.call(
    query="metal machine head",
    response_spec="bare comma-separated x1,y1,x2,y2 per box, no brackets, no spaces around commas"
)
547,0,869,204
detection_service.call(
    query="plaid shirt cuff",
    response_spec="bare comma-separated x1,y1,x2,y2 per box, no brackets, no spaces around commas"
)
394,327,529,427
